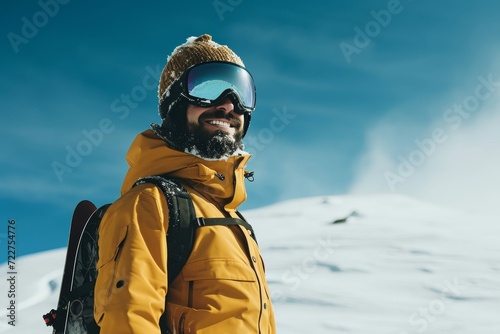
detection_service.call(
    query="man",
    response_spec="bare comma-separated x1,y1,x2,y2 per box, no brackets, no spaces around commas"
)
94,34,276,333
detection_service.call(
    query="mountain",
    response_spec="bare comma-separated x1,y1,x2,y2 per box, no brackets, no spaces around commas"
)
1,194,499,333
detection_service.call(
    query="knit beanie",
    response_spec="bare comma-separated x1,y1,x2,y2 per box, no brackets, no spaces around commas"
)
158,34,245,107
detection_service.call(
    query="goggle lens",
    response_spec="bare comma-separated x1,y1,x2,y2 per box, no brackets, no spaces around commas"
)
186,62,255,111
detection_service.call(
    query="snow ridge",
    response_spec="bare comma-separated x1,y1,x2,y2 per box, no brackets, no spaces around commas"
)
1,195,499,333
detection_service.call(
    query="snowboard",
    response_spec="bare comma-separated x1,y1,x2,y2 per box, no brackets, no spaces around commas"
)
43,200,108,334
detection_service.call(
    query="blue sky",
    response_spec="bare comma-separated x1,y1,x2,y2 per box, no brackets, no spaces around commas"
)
1,0,500,257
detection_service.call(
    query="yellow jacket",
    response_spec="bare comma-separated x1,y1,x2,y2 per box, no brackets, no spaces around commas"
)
94,130,276,333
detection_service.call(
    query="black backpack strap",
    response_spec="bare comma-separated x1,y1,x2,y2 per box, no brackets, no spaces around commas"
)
134,176,197,284
235,210,257,244
133,175,258,283
197,217,257,243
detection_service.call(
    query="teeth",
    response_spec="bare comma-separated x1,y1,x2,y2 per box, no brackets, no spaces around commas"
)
208,120,230,128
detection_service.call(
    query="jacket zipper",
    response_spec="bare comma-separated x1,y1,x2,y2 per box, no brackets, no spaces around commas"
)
188,281,194,308
254,269,263,334
240,226,263,334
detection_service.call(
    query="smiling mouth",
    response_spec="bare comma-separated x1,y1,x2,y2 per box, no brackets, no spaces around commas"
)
207,120,232,128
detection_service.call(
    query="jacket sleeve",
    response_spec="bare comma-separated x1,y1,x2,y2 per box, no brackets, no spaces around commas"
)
94,185,169,333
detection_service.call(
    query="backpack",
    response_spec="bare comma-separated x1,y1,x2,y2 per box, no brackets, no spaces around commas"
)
43,175,255,334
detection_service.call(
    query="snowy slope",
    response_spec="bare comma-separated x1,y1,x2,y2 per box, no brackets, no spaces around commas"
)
1,194,499,333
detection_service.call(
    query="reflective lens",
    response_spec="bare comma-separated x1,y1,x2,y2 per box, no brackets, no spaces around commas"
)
186,62,255,110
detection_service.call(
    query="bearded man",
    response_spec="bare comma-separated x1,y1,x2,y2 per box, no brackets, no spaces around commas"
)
94,34,276,334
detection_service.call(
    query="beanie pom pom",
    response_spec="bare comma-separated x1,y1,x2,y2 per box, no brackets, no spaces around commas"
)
193,34,212,43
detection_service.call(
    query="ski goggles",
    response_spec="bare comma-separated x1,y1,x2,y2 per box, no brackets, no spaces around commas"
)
169,61,256,115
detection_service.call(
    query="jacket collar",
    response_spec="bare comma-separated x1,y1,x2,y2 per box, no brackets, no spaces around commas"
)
121,130,251,211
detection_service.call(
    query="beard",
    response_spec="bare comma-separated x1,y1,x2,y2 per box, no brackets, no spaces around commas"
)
154,106,245,160
185,121,245,160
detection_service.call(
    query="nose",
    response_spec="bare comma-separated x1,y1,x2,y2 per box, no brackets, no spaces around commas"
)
214,97,235,115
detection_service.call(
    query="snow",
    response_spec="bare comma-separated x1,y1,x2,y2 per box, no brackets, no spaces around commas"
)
1,194,499,333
